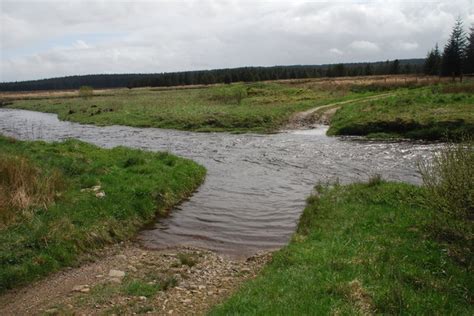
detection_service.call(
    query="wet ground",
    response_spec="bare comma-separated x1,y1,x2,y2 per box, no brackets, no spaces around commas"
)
0,109,439,258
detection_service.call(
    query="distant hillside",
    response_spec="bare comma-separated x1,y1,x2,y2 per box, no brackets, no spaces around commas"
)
0,59,424,92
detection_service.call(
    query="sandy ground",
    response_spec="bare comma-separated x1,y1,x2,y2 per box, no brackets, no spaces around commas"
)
0,243,271,315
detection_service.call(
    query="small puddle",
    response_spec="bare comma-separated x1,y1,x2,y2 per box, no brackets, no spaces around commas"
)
0,109,440,258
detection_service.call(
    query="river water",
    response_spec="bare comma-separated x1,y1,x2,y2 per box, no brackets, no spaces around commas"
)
0,109,439,258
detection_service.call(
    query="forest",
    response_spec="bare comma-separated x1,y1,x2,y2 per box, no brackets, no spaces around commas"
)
0,59,423,92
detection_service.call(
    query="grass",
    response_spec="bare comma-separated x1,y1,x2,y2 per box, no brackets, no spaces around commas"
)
6,82,374,133
328,82,474,141
0,154,64,227
177,252,198,267
5,77,471,140
211,180,473,314
0,136,205,292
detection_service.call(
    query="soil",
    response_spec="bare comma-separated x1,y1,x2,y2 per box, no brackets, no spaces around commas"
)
0,243,271,315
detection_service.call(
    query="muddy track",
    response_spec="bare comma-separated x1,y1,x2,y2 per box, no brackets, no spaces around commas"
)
285,93,395,130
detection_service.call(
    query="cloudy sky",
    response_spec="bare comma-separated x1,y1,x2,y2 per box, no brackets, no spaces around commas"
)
1,0,473,82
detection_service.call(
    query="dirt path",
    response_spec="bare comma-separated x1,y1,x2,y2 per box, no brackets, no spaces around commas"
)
285,93,395,130
0,243,271,315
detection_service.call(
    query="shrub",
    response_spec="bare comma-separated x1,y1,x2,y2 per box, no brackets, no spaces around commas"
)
418,140,473,220
210,85,248,104
79,85,94,98
418,139,473,264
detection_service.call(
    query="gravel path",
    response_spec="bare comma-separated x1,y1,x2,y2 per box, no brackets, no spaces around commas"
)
0,243,271,315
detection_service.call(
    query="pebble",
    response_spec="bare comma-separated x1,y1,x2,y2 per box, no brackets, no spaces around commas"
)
72,285,90,293
109,269,125,278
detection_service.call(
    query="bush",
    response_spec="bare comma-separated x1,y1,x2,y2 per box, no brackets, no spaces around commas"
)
79,85,93,98
418,139,473,264
210,85,248,104
418,140,473,220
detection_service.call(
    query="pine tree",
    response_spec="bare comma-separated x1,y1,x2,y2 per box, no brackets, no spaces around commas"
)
364,63,373,76
390,59,400,74
424,44,441,75
441,17,467,77
464,25,474,74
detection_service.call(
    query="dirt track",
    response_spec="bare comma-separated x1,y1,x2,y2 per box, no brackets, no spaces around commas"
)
285,93,395,130
0,243,270,315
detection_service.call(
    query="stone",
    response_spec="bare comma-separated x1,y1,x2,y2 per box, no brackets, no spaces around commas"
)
72,285,89,292
109,277,123,284
109,269,125,278
96,191,106,198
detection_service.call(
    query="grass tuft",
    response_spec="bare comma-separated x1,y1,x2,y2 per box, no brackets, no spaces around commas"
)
0,154,64,226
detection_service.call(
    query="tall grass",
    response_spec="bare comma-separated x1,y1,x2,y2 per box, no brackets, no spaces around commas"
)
418,140,473,265
419,140,473,220
0,154,64,226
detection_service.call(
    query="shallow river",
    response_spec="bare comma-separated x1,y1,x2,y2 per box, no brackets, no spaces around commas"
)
0,109,439,258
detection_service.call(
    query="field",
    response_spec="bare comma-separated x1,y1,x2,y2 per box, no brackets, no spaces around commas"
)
328,83,474,140
210,180,473,315
2,76,440,134
0,136,205,292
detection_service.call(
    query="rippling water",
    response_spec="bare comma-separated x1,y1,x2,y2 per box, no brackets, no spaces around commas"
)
0,109,439,258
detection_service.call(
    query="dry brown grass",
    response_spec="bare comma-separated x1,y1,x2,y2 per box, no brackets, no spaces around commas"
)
0,154,64,226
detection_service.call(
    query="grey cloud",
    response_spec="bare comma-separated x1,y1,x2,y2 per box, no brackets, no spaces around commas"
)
1,0,473,81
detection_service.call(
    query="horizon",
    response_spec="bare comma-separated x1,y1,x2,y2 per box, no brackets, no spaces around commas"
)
1,0,472,82
0,57,425,84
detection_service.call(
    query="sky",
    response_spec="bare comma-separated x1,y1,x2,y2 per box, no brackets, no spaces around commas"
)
1,0,473,82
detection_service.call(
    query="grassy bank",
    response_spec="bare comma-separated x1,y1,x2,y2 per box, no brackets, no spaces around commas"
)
0,136,205,292
211,180,472,314
328,83,474,140
5,82,372,133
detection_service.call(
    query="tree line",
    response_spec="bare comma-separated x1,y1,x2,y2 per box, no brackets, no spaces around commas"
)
0,59,423,92
424,17,474,77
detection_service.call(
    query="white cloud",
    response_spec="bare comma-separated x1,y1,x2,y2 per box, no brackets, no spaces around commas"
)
1,0,473,81
349,41,381,53
396,41,419,51
72,40,90,50
329,48,344,56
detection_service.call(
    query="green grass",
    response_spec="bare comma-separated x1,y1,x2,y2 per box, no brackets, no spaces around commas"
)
0,136,205,292
210,181,473,315
7,82,371,133
328,83,474,140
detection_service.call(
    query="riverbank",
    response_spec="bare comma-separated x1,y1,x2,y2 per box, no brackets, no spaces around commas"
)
327,82,474,141
0,136,206,292
211,180,473,314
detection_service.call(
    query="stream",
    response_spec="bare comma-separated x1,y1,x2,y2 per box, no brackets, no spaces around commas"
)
0,108,439,258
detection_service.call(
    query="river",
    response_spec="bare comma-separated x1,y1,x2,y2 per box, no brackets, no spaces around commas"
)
0,108,438,258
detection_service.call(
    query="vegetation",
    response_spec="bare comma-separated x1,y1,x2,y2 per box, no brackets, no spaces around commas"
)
0,154,64,227
78,85,93,98
0,59,424,92
6,82,376,133
328,83,474,140
418,140,473,260
0,136,205,292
